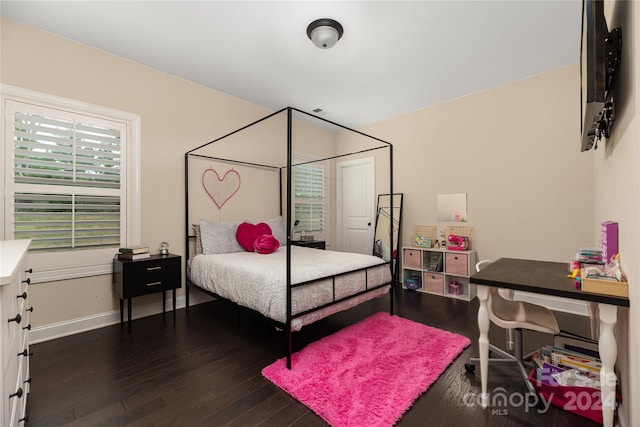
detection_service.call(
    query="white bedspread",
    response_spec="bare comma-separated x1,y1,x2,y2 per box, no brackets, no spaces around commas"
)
190,246,391,330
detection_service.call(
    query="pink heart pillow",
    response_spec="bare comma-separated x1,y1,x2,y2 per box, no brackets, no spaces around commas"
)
236,222,272,252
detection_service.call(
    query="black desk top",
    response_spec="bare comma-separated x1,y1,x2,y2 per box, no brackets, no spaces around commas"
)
471,258,630,307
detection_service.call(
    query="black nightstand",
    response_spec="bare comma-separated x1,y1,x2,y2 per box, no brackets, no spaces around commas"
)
291,240,326,250
112,253,181,332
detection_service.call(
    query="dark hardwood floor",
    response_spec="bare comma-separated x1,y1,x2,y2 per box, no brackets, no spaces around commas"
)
26,287,601,427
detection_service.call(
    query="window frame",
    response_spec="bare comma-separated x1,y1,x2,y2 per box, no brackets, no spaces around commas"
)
292,151,330,245
1,84,141,283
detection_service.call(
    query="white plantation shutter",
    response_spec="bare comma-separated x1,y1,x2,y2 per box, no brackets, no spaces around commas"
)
13,112,121,188
13,193,121,252
294,162,326,234
9,107,123,252
2,87,140,282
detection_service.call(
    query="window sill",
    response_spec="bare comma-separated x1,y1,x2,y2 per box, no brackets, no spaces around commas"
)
29,262,114,284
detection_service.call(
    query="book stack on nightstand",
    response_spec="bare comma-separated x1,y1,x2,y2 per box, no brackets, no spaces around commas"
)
118,245,150,261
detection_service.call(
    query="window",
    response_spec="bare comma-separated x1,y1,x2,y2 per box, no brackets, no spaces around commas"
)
293,154,329,242
2,85,140,282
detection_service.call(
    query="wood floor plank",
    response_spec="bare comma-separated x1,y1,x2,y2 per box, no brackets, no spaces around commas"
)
27,288,601,427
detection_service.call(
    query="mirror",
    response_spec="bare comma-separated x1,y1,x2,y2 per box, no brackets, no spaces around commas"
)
373,193,403,283
437,193,467,222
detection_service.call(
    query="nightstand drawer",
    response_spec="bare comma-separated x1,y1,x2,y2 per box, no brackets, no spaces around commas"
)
113,255,181,298
291,240,325,250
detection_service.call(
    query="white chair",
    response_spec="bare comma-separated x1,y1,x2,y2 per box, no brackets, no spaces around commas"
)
475,259,515,351
465,260,560,398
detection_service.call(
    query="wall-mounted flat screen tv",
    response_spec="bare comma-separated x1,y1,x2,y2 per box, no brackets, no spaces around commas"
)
580,0,621,152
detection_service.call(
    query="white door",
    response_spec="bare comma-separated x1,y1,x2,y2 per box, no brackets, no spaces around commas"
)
336,157,375,254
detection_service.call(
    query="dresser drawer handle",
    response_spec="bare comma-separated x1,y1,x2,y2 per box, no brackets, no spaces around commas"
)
147,281,162,287
9,387,23,399
17,291,27,300
8,314,22,324
18,349,33,357
147,266,162,271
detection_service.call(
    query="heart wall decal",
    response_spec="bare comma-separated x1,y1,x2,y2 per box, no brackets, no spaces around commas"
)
201,168,241,209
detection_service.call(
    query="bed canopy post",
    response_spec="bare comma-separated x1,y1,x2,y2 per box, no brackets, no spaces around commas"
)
389,145,395,316
285,107,293,369
184,152,191,312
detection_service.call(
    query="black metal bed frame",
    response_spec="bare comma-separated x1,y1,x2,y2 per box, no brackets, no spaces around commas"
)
184,107,395,369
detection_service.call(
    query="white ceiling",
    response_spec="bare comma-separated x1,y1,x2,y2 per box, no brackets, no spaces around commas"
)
1,1,582,128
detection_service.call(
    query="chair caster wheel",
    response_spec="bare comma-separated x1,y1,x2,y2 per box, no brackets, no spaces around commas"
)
464,363,476,374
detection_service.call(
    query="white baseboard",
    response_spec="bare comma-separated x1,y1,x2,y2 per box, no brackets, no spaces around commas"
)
29,292,213,345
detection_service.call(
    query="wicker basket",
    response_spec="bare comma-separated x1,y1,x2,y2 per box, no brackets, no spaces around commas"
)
412,225,437,248
445,225,473,251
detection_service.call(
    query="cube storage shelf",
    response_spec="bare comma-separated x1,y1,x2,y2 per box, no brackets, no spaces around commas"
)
402,247,477,301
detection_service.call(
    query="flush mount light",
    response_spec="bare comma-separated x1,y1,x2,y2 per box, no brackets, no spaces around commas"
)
306,18,344,49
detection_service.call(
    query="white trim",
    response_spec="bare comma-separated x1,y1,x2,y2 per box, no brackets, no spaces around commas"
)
1,84,141,282
28,260,113,283
1,84,138,122
29,292,213,344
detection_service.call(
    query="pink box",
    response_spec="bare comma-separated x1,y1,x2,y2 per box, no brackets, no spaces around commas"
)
448,281,461,295
600,221,618,263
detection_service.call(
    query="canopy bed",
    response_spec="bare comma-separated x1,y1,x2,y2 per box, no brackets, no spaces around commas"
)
184,107,395,368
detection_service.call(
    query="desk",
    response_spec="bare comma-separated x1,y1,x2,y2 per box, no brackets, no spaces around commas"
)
471,258,629,427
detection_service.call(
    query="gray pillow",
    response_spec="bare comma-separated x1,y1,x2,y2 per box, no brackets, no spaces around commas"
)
192,224,202,256
199,220,244,254
264,216,286,244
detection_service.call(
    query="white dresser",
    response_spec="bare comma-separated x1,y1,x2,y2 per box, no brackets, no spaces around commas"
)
1,240,32,426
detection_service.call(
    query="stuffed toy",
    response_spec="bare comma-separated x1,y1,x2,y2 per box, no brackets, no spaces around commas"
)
254,234,280,254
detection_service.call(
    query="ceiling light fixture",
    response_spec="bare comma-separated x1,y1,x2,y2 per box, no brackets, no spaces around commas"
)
306,18,343,49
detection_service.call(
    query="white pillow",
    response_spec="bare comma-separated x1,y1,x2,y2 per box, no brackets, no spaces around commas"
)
264,216,286,244
199,220,244,254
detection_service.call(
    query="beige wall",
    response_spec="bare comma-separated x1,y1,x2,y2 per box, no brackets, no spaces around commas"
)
1,18,273,325
593,1,638,425
2,10,638,423
352,65,594,264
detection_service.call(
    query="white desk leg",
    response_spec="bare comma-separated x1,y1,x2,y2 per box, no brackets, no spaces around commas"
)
587,301,599,340
598,303,617,427
477,285,490,408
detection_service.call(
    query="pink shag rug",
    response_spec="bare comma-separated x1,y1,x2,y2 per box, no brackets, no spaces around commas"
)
262,312,470,427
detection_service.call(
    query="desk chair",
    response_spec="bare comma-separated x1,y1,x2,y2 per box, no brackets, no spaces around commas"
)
465,260,560,398
475,260,516,351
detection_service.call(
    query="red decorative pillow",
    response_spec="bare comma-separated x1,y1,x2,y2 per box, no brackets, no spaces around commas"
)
236,222,272,252
254,234,280,254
